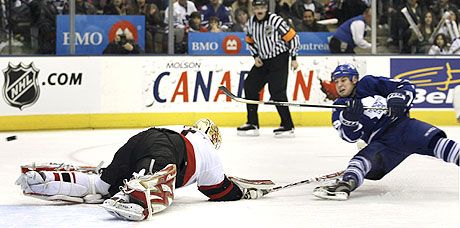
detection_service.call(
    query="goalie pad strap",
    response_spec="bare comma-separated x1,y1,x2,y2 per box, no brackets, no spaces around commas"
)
198,176,242,201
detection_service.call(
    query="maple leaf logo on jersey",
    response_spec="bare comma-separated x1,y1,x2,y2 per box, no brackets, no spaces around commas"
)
362,95,387,119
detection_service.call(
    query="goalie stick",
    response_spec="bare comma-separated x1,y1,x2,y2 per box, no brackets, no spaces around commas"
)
229,170,344,195
268,170,345,193
218,86,386,110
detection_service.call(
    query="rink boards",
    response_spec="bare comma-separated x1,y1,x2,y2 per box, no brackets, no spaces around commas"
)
0,56,458,131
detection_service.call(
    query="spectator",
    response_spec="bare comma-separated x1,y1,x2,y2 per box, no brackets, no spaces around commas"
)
292,0,325,21
201,0,232,30
145,3,165,53
398,0,426,53
295,9,329,32
231,0,253,20
130,0,147,14
432,0,459,22
164,0,197,53
276,0,301,27
438,10,460,41
230,7,249,32
103,0,127,15
335,0,368,25
64,0,98,14
194,0,210,9
408,10,435,53
428,33,450,54
103,29,144,54
188,11,208,32
164,0,197,28
329,7,371,53
150,0,167,11
29,0,58,54
208,16,223,32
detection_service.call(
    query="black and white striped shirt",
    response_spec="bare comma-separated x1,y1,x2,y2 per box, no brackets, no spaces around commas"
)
245,13,300,60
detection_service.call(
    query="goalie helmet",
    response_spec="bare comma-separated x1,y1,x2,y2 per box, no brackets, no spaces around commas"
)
331,64,359,81
193,118,222,150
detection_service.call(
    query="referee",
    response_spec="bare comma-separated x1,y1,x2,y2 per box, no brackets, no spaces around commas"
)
237,0,300,138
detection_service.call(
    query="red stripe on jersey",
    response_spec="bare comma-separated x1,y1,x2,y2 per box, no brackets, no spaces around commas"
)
198,180,224,190
179,134,196,186
201,181,235,200
53,172,60,181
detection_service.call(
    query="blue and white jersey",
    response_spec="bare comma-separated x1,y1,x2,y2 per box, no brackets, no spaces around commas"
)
332,75,415,143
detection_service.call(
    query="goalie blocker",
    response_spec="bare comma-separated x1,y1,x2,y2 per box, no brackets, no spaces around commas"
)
15,119,274,221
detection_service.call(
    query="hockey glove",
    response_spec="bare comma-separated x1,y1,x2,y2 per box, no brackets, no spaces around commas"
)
229,176,275,199
342,99,363,122
387,90,407,118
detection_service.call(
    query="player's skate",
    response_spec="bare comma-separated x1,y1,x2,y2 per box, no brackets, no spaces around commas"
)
101,164,177,221
237,124,260,136
273,126,295,138
312,179,356,201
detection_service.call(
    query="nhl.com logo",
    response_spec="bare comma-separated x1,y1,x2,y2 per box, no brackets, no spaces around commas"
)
2,62,40,110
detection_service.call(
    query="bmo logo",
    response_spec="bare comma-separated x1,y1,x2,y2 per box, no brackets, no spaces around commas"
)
222,35,242,54
191,42,219,51
62,32,103,45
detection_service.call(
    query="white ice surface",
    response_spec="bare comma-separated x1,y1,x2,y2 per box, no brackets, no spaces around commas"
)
0,127,458,228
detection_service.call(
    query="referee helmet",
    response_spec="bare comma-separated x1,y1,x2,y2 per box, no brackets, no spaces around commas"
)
252,0,268,6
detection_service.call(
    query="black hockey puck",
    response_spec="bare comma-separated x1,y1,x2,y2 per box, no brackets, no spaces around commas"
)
6,135,17,141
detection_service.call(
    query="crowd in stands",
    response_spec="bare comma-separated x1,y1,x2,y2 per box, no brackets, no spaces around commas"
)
0,0,460,54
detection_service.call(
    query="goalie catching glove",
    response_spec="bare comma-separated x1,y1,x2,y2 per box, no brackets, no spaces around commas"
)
229,176,275,199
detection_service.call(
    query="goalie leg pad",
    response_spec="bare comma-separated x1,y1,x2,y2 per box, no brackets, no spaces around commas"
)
101,164,177,221
15,170,106,203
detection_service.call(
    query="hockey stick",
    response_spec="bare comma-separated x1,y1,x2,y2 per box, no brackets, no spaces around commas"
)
267,170,345,193
219,86,386,110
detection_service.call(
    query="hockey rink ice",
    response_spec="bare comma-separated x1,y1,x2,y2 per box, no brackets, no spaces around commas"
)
0,126,458,227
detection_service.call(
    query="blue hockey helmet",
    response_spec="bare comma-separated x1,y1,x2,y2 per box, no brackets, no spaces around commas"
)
331,64,359,81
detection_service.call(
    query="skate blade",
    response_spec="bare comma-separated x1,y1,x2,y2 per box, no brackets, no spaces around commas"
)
273,130,295,138
312,188,349,201
237,129,260,137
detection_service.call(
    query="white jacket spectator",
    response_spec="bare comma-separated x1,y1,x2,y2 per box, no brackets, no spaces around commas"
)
164,0,198,28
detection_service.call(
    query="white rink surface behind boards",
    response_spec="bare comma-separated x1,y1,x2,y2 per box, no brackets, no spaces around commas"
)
0,127,458,228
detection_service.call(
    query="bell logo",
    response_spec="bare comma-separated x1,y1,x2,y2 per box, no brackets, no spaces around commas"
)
222,35,242,55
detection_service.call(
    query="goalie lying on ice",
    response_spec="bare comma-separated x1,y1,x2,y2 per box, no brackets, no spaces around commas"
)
15,118,274,221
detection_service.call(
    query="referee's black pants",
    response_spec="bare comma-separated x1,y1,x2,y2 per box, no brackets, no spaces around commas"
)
243,52,294,129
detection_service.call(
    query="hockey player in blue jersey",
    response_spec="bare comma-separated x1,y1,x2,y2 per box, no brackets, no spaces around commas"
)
313,64,459,201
